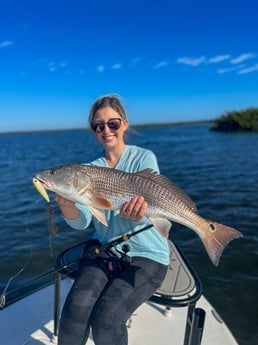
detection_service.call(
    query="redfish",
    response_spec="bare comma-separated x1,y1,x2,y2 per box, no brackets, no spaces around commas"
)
33,164,243,266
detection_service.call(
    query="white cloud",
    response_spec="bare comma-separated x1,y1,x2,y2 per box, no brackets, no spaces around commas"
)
230,53,256,64
217,68,227,74
208,55,231,63
97,65,105,72
112,63,122,70
238,64,258,74
177,56,206,66
153,60,169,69
217,64,245,74
176,52,258,76
0,40,14,48
31,59,68,73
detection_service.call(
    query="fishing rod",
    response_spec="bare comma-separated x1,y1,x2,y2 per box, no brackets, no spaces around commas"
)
93,223,153,254
0,223,154,308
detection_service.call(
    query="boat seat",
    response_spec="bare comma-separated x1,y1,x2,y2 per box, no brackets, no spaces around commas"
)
54,239,205,345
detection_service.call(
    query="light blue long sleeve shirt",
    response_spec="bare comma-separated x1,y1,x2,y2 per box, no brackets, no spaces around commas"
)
64,145,169,265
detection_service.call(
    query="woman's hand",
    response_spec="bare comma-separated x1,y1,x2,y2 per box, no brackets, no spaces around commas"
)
120,196,147,222
54,194,80,220
55,194,74,207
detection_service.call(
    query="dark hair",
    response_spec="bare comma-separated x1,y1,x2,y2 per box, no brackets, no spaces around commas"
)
88,94,127,125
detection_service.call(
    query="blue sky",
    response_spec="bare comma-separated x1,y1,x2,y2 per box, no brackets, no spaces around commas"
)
1,0,258,132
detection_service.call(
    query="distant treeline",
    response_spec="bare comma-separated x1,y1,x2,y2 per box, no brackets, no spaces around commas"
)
211,107,258,132
130,119,211,129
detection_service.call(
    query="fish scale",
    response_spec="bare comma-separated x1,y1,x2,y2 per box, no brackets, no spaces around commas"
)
88,166,190,215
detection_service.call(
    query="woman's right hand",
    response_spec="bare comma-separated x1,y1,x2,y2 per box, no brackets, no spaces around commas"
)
54,194,80,219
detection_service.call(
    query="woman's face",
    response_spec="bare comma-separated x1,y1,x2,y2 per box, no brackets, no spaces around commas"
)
91,106,128,149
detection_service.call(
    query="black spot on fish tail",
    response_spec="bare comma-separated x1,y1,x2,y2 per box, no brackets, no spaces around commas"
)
201,220,243,266
209,223,216,231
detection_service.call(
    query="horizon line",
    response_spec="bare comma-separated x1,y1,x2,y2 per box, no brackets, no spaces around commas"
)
0,119,212,135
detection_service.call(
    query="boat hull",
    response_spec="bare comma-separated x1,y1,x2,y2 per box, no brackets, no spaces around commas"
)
0,279,238,345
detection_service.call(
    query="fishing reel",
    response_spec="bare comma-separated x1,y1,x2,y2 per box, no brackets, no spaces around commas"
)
115,244,131,265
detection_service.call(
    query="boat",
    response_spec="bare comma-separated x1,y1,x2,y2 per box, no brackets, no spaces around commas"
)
0,239,238,345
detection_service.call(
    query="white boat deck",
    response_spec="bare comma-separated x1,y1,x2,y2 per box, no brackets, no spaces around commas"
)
0,278,238,345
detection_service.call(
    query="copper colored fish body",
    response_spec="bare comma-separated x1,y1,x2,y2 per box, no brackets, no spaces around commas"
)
34,164,243,266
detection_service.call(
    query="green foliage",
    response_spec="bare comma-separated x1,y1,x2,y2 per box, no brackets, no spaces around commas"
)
211,108,258,131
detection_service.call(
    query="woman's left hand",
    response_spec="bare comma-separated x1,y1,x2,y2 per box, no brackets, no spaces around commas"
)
120,196,147,221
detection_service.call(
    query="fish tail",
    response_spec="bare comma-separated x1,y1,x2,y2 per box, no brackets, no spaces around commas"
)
200,221,243,266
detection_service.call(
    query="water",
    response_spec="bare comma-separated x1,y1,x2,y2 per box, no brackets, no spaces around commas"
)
0,124,257,344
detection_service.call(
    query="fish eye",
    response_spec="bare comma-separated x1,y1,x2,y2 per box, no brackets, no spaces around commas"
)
50,169,57,175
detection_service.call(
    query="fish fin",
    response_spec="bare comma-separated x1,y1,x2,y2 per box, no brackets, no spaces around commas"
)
149,217,172,238
91,192,112,209
88,206,108,226
200,220,243,266
135,169,196,211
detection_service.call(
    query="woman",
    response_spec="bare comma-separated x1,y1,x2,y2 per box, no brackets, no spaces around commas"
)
55,94,169,345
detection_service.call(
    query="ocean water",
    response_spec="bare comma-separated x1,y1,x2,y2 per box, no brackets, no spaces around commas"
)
0,124,257,345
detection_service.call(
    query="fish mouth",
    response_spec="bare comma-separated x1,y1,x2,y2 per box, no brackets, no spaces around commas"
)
32,177,50,203
35,176,51,189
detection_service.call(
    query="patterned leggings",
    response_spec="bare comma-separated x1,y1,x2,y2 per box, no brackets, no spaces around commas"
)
57,256,167,345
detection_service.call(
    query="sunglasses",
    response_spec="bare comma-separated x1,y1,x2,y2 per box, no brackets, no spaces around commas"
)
91,118,122,133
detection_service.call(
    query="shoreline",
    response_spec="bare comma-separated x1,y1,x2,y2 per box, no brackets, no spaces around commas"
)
0,119,212,135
